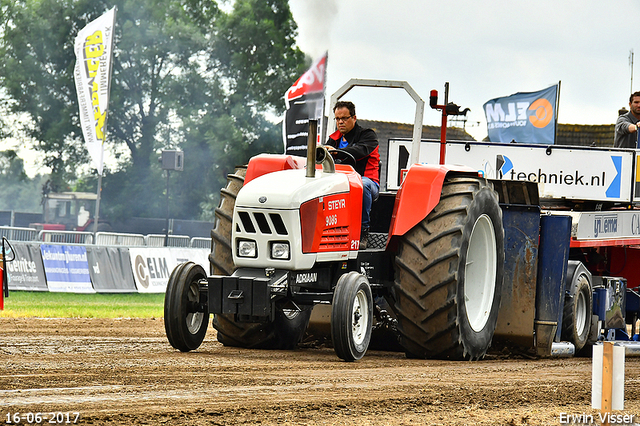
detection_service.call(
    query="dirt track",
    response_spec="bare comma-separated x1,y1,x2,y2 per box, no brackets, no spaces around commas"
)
0,318,639,425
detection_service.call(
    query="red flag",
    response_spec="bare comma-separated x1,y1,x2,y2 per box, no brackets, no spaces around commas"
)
285,52,327,110
283,52,328,156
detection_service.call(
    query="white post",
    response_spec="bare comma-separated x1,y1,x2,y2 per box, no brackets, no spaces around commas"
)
592,342,625,425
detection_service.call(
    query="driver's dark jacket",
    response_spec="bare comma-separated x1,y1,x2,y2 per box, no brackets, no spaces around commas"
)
327,123,380,185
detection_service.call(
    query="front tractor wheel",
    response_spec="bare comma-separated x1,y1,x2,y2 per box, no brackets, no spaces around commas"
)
391,175,504,360
331,272,374,361
164,261,209,352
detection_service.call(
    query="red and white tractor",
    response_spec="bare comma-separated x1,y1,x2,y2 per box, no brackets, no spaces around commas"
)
164,80,505,361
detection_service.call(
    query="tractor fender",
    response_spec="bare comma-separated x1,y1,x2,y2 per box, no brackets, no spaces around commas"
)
388,163,480,242
245,154,307,185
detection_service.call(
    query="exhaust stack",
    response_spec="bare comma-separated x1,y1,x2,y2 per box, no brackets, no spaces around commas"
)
315,146,336,174
305,120,318,178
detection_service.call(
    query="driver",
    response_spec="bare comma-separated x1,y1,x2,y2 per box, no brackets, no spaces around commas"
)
326,101,380,249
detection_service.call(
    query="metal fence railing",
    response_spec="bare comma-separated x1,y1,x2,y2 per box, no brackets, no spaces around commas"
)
190,237,210,249
0,226,39,242
0,226,208,248
170,235,191,247
145,234,191,247
95,232,146,246
38,230,94,245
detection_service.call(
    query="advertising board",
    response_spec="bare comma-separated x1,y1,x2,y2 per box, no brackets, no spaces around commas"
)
387,140,637,203
129,247,210,293
6,242,48,291
40,244,94,293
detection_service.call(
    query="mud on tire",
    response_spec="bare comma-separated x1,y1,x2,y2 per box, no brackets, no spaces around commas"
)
390,175,504,360
209,166,247,276
209,166,311,349
214,306,312,350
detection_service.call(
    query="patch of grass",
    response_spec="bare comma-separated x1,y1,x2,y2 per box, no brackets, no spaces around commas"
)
0,291,165,318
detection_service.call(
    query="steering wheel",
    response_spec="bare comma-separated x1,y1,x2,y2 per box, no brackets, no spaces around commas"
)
328,148,357,168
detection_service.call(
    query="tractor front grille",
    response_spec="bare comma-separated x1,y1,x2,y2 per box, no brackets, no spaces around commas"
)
237,211,289,236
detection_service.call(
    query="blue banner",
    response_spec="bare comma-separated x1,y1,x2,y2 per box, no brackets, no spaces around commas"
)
484,85,558,144
40,244,94,293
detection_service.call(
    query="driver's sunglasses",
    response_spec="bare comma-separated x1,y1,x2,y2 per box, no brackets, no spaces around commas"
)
334,116,352,122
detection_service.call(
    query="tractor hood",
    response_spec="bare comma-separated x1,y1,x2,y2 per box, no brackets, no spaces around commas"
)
236,168,350,209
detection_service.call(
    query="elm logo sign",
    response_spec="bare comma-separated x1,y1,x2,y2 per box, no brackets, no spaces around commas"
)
484,85,558,144
528,98,553,128
128,247,210,293
134,255,150,289
129,248,171,293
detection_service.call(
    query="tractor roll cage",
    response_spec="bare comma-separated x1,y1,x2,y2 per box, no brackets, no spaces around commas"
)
330,79,425,169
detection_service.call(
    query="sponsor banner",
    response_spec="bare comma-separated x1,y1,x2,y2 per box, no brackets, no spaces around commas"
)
572,210,640,240
283,92,325,157
129,247,172,293
484,85,558,144
6,242,48,291
283,52,327,156
387,140,635,203
447,143,632,203
86,246,137,293
40,244,94,293
73,7,117,174
386,140,440,189
170,248,210,271
129,247,210,293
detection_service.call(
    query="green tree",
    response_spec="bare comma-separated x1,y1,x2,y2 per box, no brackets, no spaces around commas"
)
0,150,45,212
0,0,92,191
0,0,308,222
175,0,307,220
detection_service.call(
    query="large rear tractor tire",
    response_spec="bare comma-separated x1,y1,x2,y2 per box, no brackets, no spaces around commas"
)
391,175,504,360
214,306,312,350
209,166,311,349
164,261,208,352
331,272,374,361
561,262,593,353
209,166,247,276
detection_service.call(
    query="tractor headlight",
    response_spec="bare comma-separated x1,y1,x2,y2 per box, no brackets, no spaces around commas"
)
237,240,257,258
270,242,290,260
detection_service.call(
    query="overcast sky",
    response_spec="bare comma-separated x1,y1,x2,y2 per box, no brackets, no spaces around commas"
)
13,1,638,176
288,0,638,141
